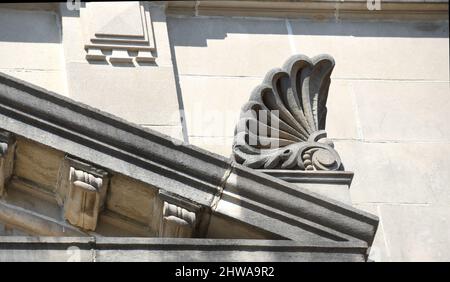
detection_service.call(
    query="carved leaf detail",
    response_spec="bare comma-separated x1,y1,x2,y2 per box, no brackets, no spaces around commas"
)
232,54,342,171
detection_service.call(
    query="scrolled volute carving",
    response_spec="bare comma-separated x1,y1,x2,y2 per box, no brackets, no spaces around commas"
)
232,54,342,171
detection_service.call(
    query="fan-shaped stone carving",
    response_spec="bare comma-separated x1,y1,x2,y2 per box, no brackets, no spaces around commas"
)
232,54,342,171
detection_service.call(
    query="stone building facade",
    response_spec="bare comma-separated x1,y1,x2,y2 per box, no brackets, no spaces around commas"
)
0,1,448,261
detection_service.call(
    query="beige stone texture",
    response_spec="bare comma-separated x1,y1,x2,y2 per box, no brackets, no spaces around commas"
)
189,136,233,158
378,204,450,261
0,8,66,94
179,76,261,138
14,138,64,192
167,16,291,77
336,141,450,205
65,63,181,126
288,19,449,80
353,80,450,141
107,175,158,225
325,80,360,140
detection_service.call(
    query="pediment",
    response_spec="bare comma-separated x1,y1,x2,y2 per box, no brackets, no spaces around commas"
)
0,72,378,261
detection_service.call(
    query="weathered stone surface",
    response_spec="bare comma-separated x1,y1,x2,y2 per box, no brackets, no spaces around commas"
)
14,137,64,192
107,174,158,226
0,236,368,262
167,16,291,77
336,141,450,205
179,76,260,138
0,8,66,94
167,0,449,21
378,204,450,262
288,19,449,80
353,80,450,141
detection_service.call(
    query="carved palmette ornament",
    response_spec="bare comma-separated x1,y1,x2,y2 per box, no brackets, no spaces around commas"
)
232,54,342,171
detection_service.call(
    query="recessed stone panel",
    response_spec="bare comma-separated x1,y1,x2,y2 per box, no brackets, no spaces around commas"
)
106,174,158,225
14,137,64,192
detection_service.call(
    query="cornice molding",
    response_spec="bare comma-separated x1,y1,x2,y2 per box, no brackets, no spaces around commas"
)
166,0,449,20
259,169,354,185
0,236,368,262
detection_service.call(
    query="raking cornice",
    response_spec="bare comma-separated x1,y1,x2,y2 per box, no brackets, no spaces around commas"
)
0,72,378,251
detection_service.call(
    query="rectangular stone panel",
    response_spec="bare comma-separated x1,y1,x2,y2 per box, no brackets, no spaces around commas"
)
14,137,64,192
107,174,158,226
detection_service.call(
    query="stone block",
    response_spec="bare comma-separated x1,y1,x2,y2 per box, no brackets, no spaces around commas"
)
179,76,260,137
335,141,450,205
14,137,64,192
378,204,450,261
353,80,450,142
325,80,359,139
0,9,62,70
66,62,181,126
167,16,291,77
288,19,449,80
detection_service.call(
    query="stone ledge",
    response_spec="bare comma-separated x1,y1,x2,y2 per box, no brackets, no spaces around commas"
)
167,0,449,20
258,170,354,186
0,236,368,262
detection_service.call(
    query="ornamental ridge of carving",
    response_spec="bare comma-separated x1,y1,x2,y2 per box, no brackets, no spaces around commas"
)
232,54,343,171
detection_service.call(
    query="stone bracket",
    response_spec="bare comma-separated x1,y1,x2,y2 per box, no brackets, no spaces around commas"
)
0,130,15,197
56,156,109,231
157,190,202,238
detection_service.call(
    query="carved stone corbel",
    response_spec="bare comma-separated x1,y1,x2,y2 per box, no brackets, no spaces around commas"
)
158,191,201,238
0,131,15,197
56,156,108,231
